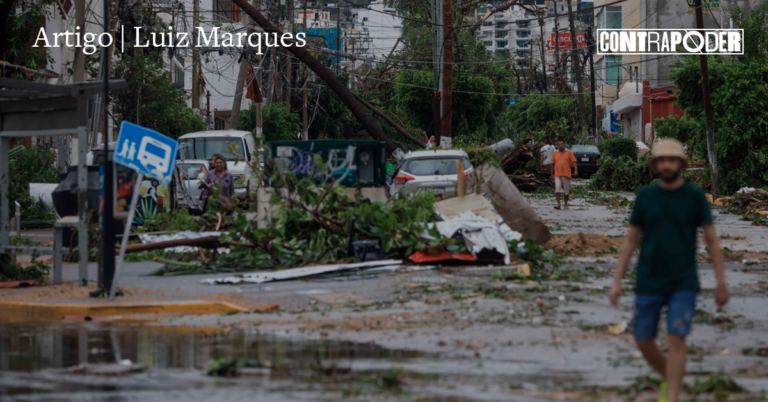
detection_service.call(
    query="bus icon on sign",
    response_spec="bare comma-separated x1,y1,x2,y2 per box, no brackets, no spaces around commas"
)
137,137,172,177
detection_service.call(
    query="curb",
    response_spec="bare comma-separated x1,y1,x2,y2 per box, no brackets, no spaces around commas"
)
0,300,250,321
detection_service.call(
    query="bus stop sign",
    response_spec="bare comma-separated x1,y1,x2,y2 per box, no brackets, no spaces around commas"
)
113,121,178,183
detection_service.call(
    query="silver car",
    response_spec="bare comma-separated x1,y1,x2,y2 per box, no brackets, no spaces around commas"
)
389,149,474,197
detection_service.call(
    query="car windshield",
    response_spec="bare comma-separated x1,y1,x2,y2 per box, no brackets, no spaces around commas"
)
572,145,600,153
178,138,245,161
179,163,207,179
403,157,471,176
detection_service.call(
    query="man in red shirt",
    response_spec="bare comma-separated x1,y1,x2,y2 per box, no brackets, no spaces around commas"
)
551,137,578,210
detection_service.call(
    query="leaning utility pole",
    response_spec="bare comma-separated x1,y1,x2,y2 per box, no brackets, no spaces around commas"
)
192,0,200,109
440,0,453,148
231,0,401,156
554,1,560,73
566,0,586,125
695,0,720,196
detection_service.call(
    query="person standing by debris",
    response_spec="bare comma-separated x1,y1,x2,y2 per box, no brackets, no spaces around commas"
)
540,138,555,166
609,139,729,402
201,155,235,208
551,137,577,210
426,136,436,150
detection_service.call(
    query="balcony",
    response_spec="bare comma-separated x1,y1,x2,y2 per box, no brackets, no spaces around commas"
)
494,30,509,38
516,21,529,28
516,41,529,48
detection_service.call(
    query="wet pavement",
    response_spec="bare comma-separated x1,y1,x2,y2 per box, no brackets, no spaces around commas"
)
3,187,768,401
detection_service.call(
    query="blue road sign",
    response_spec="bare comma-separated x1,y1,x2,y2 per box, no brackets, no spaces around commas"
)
114,121,178,184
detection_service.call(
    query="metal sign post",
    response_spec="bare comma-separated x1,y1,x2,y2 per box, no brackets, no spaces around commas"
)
109,172,143,301
109,121,178,301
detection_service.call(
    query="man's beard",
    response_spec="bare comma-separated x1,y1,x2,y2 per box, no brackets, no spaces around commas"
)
658,169,680,183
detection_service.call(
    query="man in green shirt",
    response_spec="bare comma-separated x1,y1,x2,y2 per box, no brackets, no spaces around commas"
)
609,139,729,402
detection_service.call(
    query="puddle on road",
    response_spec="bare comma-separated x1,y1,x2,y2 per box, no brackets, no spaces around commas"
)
0,323,423,372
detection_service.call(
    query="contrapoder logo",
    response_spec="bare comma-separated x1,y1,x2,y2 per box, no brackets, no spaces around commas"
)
597,29,744,55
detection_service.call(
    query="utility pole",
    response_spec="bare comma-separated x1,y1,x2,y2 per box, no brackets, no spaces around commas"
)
74,0,85,82
440,0,453,148
230,54,247,129
301,0,308,139
336,4,341,68
192,0,200,110
566,0,586,125
284,0,293,113
554,1,560,74
206,90,211,129
587,28,597,139
432,0,442,143
695,0,720,196
537,14,547,92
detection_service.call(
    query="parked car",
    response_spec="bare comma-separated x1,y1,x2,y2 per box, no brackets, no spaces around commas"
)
388,149,474,197
571,145,601,177
177,130,257,190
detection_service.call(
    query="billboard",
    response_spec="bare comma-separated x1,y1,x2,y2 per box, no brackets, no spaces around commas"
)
547,33,587,53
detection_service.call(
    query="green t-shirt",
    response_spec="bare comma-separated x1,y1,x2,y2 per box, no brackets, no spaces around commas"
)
629,182,712,294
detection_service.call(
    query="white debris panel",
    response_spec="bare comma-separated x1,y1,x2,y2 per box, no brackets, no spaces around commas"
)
425,211,514,264
202,259,404,285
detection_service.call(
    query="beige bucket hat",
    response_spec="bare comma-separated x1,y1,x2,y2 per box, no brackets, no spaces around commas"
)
649,138,687,170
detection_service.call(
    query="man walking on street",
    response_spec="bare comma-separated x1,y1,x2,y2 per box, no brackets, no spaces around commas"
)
609,139,729,402
551,137,577,210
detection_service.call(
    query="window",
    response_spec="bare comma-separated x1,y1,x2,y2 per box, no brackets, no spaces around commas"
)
179,137,246,161
516,40,528,47
495,30,508,38
213,0,242,23
497,40,508,48
483,41,493,47
482,21,493,26
606,6,621,30
605,55,622,85
496,22,507,29
403,157,472,176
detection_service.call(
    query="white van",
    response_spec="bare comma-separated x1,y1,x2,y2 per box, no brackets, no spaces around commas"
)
176,130,258,206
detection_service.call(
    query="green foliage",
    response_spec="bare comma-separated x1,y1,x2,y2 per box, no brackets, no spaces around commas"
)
731,2,768,64
109,52,204,139
238,102,301,142
0,254,50,283
668,3,768,194
1,0,56,71
506,94,592,143
653,115,705,160
153,169,442,275
589,154,655,192
140,208,200,232
597,137,637,161
508,238,562,270
691,374,744,398
5,145,58,224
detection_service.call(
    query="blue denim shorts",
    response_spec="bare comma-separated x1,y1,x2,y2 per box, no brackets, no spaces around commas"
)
633,290,697,342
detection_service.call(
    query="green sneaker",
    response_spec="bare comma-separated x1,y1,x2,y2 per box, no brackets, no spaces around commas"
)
658,381,669,402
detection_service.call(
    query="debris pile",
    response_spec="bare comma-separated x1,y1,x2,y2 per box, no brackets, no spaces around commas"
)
715,187,768,226
544,233,623,256
499,139,551,191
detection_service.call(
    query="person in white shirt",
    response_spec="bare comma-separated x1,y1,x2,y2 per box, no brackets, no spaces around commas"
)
426,136,436,150
540,138,556,166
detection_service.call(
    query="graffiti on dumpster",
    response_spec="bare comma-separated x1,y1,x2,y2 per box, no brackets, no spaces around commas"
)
276,144,357,185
